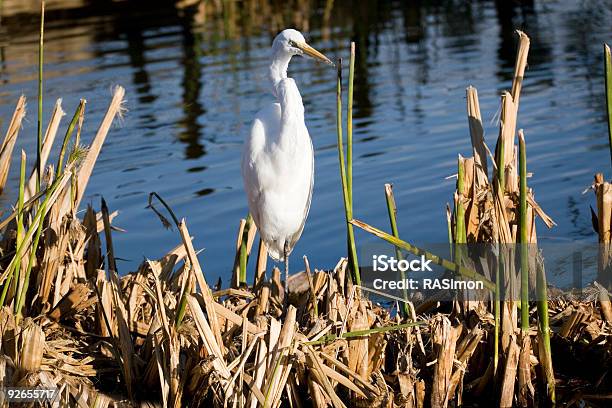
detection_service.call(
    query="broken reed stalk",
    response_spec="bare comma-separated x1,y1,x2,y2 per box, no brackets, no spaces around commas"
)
0,151,26,306
336,58,360,285
512,31,530,109
36,1,45,193
605,44,612,166
466,86,488,178
384,183,409,317
254,238,267,287
350,218,495,290
303,255,318,316
519,131,529,330
0,96,26,193
69,86,125,213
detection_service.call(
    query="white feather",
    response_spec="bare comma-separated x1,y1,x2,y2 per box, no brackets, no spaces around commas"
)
241,77,314,261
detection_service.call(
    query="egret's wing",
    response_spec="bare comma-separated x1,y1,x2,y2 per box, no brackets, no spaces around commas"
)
286,135,314,254
241,103,281,232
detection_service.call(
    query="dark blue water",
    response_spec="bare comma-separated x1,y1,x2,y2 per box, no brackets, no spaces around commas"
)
0,0,610,282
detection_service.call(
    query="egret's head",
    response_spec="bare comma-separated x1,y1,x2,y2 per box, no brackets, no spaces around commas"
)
272,29,334,66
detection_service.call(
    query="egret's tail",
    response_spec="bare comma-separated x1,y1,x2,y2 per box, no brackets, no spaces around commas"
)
265,239,292,262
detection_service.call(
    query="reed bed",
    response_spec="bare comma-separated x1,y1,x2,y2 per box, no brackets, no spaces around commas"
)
0,10,609,408
348,30,611,407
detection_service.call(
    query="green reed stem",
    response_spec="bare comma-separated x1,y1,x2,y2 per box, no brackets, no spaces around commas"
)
493,94,507,378
384,184,409,317
495,138,505,195
351,218,495,291
519,132,529,330
454,157,468,320
347,42,355,205
14,174,71,319
36,1,45,193
495,92,506,196
536,257,555,405
494,248,502,376
69,101,85,208
101,198,117,275
239,214,253,285
0,181,64,281
175,276,190,327
73,98,84,149
456,156,467,245
16,198,47,318
57,100,85,179
304,321,424,346
605,44,612,167
347,45,360,282
336,58,360,285
0,152,26,307
14,152,26,290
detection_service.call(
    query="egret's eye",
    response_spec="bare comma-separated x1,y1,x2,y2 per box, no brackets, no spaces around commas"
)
288,40,299,49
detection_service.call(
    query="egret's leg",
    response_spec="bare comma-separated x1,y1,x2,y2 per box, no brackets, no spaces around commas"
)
283,241,289,303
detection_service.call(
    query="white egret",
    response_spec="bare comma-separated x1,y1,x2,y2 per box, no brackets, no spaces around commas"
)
241,29,333,282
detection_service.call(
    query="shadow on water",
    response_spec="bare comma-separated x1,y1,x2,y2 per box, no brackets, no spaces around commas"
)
494,0,554,85
95,2,207,159
177,8,206,160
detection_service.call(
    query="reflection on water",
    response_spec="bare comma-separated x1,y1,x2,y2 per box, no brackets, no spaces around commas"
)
0,0,610,281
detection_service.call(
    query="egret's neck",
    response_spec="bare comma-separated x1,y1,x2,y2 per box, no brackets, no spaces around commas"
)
274,77,306,152
268,49,306,151
269,50,292,94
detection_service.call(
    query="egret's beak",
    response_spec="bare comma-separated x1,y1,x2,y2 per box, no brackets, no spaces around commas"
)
295,42,334,66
